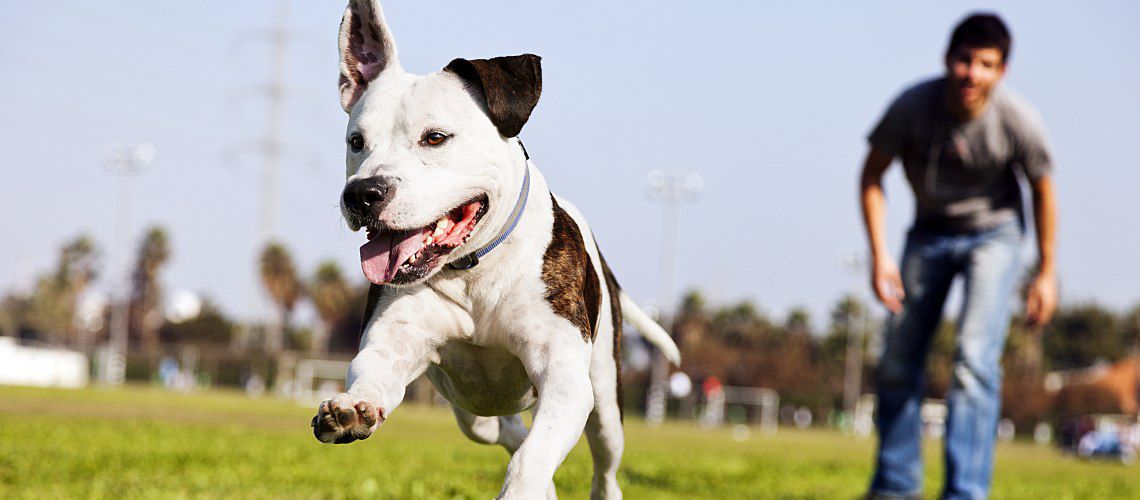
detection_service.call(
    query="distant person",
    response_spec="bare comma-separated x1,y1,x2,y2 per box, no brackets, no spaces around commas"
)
858,13,1058,499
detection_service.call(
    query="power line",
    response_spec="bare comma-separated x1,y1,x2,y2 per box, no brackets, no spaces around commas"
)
234,0,293,354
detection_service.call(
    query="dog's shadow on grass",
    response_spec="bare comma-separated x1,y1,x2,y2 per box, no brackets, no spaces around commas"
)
620,467,677,490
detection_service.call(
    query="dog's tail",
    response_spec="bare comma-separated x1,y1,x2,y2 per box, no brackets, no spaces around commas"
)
619,291,681,366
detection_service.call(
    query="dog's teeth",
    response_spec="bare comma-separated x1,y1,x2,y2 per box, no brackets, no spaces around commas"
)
425,235,434,245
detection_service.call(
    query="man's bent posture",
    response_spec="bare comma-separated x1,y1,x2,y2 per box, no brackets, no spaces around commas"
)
859,13,1058,500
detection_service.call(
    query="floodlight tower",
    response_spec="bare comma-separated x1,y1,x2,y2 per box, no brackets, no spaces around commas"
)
644,170,703,424
102,142,156,385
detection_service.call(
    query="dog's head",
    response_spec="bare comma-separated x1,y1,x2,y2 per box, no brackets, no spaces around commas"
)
336,0,541,287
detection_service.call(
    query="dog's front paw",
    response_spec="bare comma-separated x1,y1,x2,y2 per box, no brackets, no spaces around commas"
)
311,395,384,444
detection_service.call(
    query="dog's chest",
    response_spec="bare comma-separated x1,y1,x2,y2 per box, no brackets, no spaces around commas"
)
426,339,536,416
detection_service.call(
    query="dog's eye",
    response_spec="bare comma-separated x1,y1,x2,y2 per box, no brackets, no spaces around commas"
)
348,132,365,152
421,131,449,147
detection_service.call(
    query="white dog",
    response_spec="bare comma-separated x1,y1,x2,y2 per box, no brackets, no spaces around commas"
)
311,2,680,498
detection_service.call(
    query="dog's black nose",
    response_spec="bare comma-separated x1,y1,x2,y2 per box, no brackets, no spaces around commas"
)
343,178,394,219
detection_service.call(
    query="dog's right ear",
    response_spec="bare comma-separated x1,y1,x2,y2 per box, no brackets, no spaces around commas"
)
444,54,542,138
338,0,401,113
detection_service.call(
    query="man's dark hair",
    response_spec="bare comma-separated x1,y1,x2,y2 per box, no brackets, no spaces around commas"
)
947,13,1012,63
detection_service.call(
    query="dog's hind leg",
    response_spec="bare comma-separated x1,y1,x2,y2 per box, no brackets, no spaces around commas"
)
451,405,528,453
451,407,557,499
586,262,625,500
585,366,624,500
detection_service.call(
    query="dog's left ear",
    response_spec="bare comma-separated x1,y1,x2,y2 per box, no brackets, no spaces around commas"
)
338,0,401,112
444,54,542,138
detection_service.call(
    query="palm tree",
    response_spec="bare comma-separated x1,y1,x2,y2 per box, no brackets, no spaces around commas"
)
130,227,170,354
308,260,351,355
28,235,101,346
784,307,813,337
259,241,302,352
57,235,100,292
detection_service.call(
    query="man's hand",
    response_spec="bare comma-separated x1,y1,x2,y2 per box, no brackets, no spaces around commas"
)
860,147,901,314
872,256,905,314
1025,271,1057,327
1026,175,1058,328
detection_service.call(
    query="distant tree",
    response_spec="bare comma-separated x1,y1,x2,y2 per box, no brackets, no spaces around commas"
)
674,289,710,349
784,306,813,337
309,260,351,354
1120,304,1140,352
1001,320,1052,430
822,294,867,363
0,295,31,338
56,235,100,292
768,306,830,406
158,297,235,346
9,235,101,345
22,283,68,343
327,283,372,355
1044,304,1122,370
130,227,170,354
1004,320,1046,374
679,290,707,318
259,241,302,352
710,301,774,347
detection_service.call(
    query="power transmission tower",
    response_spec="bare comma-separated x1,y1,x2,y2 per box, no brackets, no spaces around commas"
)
261,0,289,246
242,0,291,353
216,0,297,359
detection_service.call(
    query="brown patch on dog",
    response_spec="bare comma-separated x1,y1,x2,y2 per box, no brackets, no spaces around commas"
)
541,196,600,342
443,54,542,138
598,252,624,420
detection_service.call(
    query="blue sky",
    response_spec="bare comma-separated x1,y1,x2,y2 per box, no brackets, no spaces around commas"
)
1,1,1138,327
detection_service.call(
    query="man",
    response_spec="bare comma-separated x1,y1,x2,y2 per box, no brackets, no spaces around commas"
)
859,13,1058,499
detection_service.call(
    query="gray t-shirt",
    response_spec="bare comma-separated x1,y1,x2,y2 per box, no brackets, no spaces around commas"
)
868,77,1054,233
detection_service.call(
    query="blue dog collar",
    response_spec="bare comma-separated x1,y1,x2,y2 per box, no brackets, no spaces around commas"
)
446,143,531,270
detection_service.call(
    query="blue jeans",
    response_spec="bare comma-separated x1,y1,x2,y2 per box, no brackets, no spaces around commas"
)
869,220,1023,500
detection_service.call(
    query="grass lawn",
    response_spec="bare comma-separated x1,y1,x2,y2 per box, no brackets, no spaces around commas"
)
0,385,1134,498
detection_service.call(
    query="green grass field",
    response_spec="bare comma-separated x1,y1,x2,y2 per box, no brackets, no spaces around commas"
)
0,385,1134,499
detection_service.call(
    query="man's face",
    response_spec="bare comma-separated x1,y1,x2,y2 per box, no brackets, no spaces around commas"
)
944,46,1006,110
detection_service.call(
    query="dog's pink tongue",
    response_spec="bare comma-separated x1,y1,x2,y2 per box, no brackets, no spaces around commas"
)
360,228,430,284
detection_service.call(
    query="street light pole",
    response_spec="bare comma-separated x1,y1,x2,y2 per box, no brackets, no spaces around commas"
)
644,170,703,424
102,142,155,385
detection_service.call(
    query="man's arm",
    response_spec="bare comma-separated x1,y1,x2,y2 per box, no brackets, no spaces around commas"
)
860,146,904,313
1025,174,1058,326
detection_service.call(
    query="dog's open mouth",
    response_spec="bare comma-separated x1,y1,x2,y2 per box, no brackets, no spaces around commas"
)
359,196,487,285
